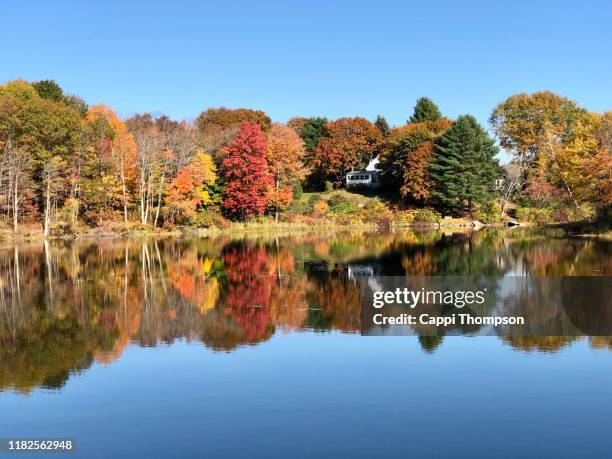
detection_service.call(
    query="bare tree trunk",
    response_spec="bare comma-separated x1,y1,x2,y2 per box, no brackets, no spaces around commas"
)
44,174,51,237
140,171,146,224
275,177,279,223
12,171,18,233
144,173,152,224
154,174,164,228
121,162,128,223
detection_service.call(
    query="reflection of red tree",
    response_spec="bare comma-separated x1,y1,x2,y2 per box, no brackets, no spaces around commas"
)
223,244,274,343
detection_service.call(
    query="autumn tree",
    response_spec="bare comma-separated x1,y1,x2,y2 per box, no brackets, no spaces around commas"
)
79,105,128,224
400,140,435,202
126,114,161,225
196,107,271,157
221,122,273,220
265,123,307,220
165,149,217,223
0,80,81,233
379,119,452,190
151,116,196,226
410,97,442,123
430,115,499,215
309,117,382,187
490,91,608,217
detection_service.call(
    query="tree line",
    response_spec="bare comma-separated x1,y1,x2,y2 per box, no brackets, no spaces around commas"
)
0,79,609,234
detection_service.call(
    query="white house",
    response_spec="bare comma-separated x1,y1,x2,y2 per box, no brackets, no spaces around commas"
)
346,156,381,189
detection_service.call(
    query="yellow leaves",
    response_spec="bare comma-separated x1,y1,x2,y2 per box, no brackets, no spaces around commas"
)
86,104,126,137
193,148,217,186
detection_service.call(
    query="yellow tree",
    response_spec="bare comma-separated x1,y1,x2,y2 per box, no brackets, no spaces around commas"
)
265,123,307,221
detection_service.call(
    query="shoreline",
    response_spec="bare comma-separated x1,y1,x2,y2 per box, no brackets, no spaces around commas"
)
1,218,609,244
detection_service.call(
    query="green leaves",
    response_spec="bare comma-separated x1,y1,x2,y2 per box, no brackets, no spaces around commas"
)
410,97,442,123
430,115,499,214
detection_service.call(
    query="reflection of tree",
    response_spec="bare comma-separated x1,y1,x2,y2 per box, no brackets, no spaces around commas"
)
1,229,610,393
222,242,274,343
501,336,578,353
306,267,361,332
418,336,444,353
590,337,612,350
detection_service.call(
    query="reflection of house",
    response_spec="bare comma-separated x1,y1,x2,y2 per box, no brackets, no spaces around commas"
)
346,156,381,189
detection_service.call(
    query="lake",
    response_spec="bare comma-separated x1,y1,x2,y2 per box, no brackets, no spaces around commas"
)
1,228,611,458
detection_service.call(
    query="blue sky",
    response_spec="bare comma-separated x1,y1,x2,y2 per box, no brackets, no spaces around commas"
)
1,0,610,130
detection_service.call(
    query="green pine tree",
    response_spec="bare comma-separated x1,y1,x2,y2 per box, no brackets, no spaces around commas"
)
374,115,390,136
430,115,499,215
410,97,442,122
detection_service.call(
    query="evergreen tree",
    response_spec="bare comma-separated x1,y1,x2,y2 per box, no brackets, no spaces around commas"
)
430,115,499,215
299,117,327,153
410,97,442,122
374,115,390,136
32,79,64,102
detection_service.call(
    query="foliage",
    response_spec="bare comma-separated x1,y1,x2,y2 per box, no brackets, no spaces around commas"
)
289,116,327,154
265,123,307,216
400,140,435,202
379,119,453,189
196,107,271,156
165,149,218,223
412,208,441,223
191,209,230,229
312,200,329,217
32,80,64,102
328,193,359,214
490,91,610,217
309,117,382,186
221,122,273,220
32,79,88,116
430,115,499,214
410,97,442,122
374,115,390,136
474,200,501,223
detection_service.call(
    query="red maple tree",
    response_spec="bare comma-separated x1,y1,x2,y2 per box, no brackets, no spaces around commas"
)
221,122,273,219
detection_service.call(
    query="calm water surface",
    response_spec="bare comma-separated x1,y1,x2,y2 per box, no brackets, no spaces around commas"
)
0,229,610,458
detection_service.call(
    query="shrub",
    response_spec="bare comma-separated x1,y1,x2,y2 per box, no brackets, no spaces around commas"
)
292,180,303,201
192,210,230,229
475,200,501,223
360,201,394,227
52,198,80,235
288,199,311,214
312,201,330,218
307,194,323,208
328,193,358,214
515,207,552,224
324,181,334,192
412,209,441,224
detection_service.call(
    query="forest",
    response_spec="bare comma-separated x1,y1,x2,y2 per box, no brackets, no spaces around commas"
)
0,79,610,236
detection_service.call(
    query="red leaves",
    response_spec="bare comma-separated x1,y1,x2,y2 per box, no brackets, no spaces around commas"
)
221,122,273,219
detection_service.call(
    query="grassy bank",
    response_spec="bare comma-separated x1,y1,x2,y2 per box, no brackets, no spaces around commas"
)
2,189,608,242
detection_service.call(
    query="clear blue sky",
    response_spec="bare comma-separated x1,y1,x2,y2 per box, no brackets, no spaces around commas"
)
1,0,610,129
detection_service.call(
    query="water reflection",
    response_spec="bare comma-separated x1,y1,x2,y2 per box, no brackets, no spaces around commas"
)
0,229,610,393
